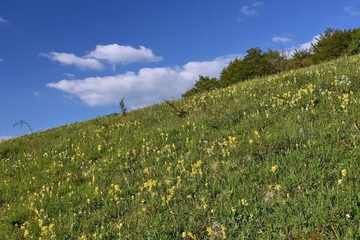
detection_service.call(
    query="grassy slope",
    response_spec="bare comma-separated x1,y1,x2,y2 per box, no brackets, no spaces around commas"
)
1,55,360,239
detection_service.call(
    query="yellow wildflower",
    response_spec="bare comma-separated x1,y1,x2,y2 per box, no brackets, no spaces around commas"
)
270,165,278,172
24,229,29,238
206,227,212,235
221,225,226,239
241,198,249,206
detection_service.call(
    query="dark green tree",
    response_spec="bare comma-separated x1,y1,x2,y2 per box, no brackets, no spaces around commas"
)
243,47,264,77
287,48,313,70
346,28,360,55
312,27,353,63
181,26,360,98
261,49,288,75
182,75,219,98
219,57,249,87
219,47,265,88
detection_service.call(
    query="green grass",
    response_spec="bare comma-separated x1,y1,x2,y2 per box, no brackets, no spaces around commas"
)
1,55,360,239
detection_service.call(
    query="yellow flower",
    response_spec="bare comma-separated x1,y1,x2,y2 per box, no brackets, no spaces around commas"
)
49,223,55,234
270,165,278,172
241,198,249,206
79,235,88,240
341,169,347,177
182,231,196,239
221,225,227,238
24,229,29,238
116,223,123,229
188,232,196,239
143,179,157,192
206,227,212,235
41,226,49,235
115,184,120,192
97,145,102,151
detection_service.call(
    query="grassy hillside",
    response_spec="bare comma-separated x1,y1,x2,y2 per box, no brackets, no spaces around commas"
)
1,55,360,239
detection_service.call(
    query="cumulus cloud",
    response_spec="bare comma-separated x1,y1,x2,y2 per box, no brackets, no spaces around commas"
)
40,52,104,70
86,44,163,65
41,44,163,71
46,55,237,108
297,35,319,51
286,35,320,57
272,36,292,44
240,2,264,16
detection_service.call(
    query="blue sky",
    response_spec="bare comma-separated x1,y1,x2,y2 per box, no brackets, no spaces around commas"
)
1,0,360,139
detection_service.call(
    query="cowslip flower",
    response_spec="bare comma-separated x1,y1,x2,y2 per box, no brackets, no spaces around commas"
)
270,165,278,172
241,198,249,206
274,184,282,191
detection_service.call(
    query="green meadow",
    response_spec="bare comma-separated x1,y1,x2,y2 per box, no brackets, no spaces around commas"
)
1,55,360,239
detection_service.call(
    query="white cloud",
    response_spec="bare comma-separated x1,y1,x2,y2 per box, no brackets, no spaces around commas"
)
0,59,3,62
41,44,163,71
46,55,237,108
33,92,40,97
64,73,75,79
272,36,292,44
344,1,360,16
241,2,264,16
286,35,320,57
0,136,12,140
41,52,104,71
86,44,163,65
252,2,263,7
297,35,319,51
0,17,8,24
241,6,257,16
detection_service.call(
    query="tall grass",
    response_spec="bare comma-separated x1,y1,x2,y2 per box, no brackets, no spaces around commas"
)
1,55,360,239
